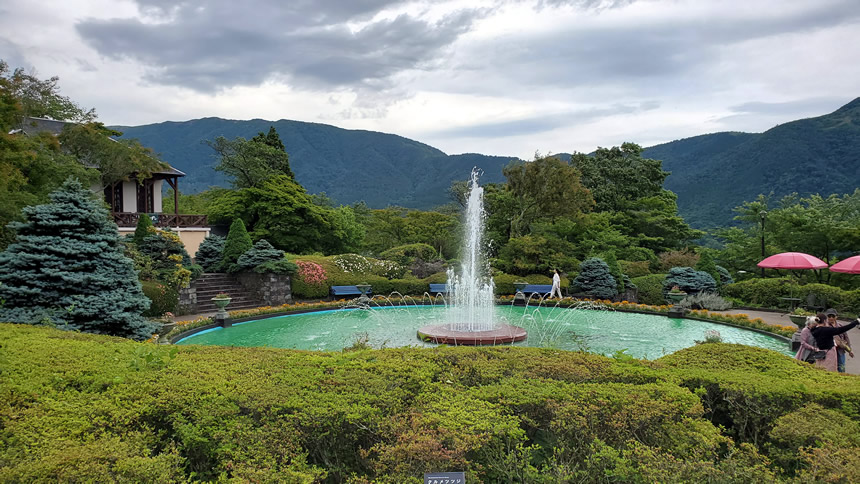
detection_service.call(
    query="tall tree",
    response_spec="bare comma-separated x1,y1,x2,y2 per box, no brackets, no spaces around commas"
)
0,60,95,130
209,129,294,188
0,178,156,340
570,142,668,213
502,155,594,237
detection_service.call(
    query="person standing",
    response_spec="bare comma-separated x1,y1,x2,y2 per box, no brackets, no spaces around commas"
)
810,312,860,372
824,308,853,373
549,269,562,299
795,316,820,363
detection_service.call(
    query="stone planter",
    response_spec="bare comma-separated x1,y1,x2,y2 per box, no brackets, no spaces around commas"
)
789,314,809,328
667,292,687,304
212,297,232,310
513,282,528,293
356,284,371,296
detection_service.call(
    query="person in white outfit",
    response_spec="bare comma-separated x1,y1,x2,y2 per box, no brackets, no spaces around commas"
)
549,269,562,298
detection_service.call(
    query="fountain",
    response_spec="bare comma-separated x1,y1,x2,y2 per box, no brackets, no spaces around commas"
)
416,169,527,345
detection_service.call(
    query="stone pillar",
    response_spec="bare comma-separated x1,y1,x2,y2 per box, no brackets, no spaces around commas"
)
178,284,198,315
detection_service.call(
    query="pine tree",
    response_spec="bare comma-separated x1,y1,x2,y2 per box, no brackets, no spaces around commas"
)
195,235,225,272
572,258,618,300
236,239,284,271
132,213,154,245
220,218,253,272
0,178,156,340
694,251,721,290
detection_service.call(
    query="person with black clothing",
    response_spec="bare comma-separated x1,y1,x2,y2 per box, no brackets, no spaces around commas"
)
810,314,860,372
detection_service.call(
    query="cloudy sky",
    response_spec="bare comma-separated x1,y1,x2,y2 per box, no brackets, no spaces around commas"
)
2,0,858,158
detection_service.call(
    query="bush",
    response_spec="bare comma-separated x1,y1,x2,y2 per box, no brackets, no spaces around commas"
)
292,260,330,298
631,274,668,305
620,260,651,278
494,235,580,276
141,280,179,317
663,267,716,296
657,249,699,272
194,235,225,272
220,219,253,272
379,243,437,265
716,265,734,286
132,214,154,246
236,239,285,272
722,278,799,308
679,292,732,311
572,258,617,300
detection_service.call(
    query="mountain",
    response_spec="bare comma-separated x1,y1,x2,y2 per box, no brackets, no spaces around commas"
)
115,98,860,227
114,117,514,209
644,97,860,228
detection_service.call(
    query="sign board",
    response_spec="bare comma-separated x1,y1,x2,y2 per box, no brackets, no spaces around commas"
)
424,472,465,484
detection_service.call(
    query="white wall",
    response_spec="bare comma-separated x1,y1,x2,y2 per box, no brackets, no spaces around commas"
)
122,181,137,212
153,179,163,213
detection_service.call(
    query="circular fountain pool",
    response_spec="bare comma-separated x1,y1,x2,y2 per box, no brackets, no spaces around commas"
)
176,305,791,359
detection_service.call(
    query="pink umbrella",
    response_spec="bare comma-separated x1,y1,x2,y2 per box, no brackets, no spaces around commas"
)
757,252,828,270
830,255,860,274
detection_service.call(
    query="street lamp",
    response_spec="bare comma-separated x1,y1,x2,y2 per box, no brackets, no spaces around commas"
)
759,210,767,277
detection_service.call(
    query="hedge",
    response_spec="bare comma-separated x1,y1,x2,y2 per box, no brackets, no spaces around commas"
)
2,324,859,482
631,273,667,306
723,278,860,316
140,280,178,317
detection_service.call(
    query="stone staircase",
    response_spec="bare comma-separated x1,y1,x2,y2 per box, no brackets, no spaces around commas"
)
194,273,265,313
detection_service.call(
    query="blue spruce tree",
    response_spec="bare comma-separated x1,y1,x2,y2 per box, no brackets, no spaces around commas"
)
572,258,618,300
0,179,157,340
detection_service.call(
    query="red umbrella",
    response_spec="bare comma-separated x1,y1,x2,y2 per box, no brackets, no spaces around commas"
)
830,255,860,274
757,252,828,270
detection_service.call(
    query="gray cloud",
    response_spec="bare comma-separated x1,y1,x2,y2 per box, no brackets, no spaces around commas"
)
76,0,483,93
0,37,30,71
428,101,660,138
712,96,853,129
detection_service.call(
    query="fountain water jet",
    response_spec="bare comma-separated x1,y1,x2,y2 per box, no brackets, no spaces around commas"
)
417,169,527,345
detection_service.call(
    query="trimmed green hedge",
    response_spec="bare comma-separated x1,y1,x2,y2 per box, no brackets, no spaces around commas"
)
2,324,859,482
724,278,860,316
140,280,178,317
631,273,667,306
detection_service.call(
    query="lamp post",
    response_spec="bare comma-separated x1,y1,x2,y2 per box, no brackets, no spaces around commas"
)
759,210,767,277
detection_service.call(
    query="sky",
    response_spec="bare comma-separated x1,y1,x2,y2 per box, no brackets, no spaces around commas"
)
2,0,859,159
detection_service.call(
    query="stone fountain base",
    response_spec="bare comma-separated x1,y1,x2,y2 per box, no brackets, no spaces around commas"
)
417,323,527,345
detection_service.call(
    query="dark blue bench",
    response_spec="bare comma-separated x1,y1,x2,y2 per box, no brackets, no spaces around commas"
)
330,285,372,297
429,283,449,294
521,284,552,296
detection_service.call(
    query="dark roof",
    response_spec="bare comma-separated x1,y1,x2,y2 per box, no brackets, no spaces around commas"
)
14,116,184,177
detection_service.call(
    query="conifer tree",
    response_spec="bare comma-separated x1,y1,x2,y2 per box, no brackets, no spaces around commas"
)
236,239,284,271
695,251,722,289
195,235,225,272
572,258,618,300
0,178,156,340
220,218,253,272
132,213,154,245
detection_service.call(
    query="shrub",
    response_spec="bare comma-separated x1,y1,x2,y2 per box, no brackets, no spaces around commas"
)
132,214,154,246
409,258,446,279
767,403,860,475
657,249,699,271
0,179,156,340
631,274,667,305
292,260,329,298
236,239,284,272
619,260,651,278
663,267,716,296
379,243,437,266
679,292,732,311
494,235,580,276
141,280,179,317
695,251,721,290
722,278,799,308
194,235,225,272
220,219,253,272
572,258,617,300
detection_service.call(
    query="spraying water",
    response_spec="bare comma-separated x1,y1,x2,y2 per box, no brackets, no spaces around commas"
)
446,168,497,332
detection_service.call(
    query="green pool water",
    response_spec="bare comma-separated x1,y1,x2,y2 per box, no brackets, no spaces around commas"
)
177,305,792,359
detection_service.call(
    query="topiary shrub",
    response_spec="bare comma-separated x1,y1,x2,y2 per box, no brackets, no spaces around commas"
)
141,280,179,317
767,403,860,475
0,179,157,340
663,267,716,297
132,214,154,246
220,219,253,272
631,274,667,305
572,258,617,300
236,239,284,272
194,235,225,272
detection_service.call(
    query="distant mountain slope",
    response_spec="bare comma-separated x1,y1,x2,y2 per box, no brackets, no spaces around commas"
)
115,118,514,208
644,98,860,228
116,98,860,226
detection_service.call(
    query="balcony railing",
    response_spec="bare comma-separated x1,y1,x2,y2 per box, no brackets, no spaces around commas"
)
113,212,208,228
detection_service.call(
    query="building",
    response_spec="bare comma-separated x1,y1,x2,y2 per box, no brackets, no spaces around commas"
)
11,117,210,256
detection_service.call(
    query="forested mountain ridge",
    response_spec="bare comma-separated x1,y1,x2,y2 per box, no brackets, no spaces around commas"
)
114,117,513,208
644,97,860,228
115,97,860,226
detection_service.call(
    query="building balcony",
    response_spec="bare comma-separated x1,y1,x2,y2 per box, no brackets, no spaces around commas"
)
112,212,208,228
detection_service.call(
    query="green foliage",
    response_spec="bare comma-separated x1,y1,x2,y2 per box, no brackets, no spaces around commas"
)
132,214,153,245
236,239,285,272
137,228,193,287
0,179,156,340
695,250,721,291
379,243,438,266
658,248,700,272
193,235,224,272
208,132,293,189
0,59,95,129
664,267,717,296
502,155,594,237
620,260,651,278
220,218,253,271
572,258,617,300
631,274,668,306
716,265,734,286
360,207,458,258
722,278,799,308
495,234,580,276
492,272,555,295
4,324,860,482
140,280,178,317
